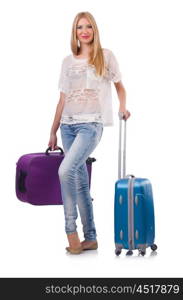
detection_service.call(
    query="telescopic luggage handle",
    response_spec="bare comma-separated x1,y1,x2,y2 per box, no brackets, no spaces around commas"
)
118,112,127,179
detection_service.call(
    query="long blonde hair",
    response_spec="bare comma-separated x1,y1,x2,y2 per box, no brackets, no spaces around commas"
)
71,11,106,77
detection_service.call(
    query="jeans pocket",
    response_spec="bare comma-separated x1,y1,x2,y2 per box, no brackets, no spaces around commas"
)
91,122,102,128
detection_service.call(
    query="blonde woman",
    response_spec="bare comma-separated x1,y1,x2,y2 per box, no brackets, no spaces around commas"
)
48,11,131,254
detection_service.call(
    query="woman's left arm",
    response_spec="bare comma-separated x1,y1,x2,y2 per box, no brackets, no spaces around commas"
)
114,81,131,120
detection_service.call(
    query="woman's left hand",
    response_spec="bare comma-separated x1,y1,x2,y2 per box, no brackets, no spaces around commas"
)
119,109,131,120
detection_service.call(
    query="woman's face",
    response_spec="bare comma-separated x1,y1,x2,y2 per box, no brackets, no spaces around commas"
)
76,17,94,45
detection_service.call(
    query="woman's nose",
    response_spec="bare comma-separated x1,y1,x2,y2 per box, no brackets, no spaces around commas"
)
82,26,88,32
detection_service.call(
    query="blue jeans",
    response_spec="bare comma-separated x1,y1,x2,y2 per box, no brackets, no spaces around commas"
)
58,122,103,241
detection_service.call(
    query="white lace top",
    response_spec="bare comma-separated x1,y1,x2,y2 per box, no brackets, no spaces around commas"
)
58,48,122,126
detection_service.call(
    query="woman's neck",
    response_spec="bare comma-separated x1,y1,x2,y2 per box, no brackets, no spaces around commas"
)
78,44,92,57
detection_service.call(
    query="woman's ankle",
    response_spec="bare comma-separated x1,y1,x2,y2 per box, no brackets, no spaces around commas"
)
67,232,81,249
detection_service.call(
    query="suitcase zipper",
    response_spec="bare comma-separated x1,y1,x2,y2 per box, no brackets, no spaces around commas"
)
128,177,135,250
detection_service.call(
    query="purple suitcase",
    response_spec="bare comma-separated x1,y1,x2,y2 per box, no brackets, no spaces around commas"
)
15,147,96,205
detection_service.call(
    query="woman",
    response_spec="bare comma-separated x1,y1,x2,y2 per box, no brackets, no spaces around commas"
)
48,11,131,254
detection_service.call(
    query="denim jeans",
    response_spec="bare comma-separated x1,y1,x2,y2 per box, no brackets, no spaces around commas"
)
58,122,103,241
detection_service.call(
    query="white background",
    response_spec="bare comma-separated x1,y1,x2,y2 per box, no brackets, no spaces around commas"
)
0,0,183,277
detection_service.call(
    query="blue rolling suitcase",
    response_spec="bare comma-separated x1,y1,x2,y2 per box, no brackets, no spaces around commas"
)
114,113,157,256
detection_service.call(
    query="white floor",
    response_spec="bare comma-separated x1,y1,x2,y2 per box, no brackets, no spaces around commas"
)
0,205,181,278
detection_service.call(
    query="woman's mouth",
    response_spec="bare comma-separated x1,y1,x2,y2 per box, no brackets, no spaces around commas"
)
81,36,90,39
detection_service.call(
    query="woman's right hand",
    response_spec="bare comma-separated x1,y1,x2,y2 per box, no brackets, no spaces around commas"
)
48,133,59,151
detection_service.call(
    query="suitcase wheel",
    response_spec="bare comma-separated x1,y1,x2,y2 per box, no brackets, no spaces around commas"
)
138,249,146,256
115,249,122,256
126,250,133,256
151,244,157,251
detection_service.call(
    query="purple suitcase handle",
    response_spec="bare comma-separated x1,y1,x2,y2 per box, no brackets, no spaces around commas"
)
45,147,64,155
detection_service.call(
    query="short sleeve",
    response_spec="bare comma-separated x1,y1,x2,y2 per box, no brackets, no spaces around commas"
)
58,58,67,93
108,50,122,83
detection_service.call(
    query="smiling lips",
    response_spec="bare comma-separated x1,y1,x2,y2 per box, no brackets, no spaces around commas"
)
81,36,90,39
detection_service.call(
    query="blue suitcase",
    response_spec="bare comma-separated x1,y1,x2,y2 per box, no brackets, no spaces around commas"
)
114,113,157,256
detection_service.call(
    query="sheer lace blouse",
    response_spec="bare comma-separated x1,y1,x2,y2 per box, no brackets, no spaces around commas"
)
58,48,122,126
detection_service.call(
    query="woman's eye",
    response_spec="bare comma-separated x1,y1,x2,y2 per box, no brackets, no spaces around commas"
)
77,25,92,29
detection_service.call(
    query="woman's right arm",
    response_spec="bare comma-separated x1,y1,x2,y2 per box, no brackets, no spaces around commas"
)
48,92,65,150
